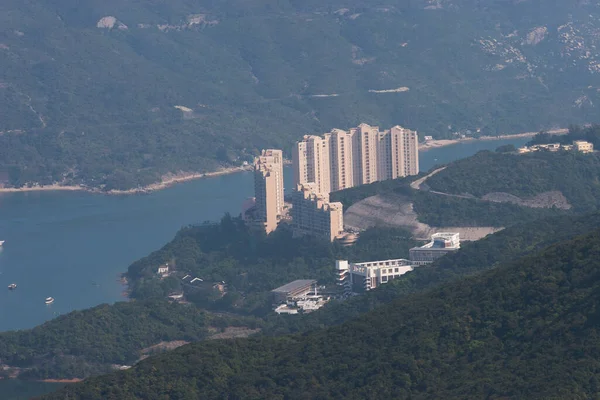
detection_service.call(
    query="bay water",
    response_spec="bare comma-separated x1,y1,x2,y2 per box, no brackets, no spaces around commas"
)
0,136,529,333
0,137,531,398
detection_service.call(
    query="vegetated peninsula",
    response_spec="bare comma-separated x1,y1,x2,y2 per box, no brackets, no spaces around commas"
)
5,132,593,383
3,211,597,382
422,150,600,214
3,128,599,387
2,0,600,190
40,227,600,399
336,126,600,232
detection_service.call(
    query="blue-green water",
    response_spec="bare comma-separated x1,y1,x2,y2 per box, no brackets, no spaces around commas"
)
0,380,64,400
0,136,529,333
0,137,530,397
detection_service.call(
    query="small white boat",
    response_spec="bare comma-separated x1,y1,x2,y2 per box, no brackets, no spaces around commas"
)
0,241,4,246
8,283,16,290
45,297,54,305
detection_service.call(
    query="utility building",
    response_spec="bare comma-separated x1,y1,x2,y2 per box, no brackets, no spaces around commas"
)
271,279,317,303
336,259,415,293
409,232,460,265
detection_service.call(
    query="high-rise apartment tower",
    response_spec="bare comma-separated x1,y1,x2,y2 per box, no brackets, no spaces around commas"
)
292,124,419,195
291,183,344,242
253,149,284,234
292,135,331,195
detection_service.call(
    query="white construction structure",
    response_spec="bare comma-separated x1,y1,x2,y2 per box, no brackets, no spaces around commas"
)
409,232,460,265
336,258,415,293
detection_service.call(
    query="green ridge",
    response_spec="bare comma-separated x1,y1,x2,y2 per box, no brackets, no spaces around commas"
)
2,0,600,189
40,228,600,399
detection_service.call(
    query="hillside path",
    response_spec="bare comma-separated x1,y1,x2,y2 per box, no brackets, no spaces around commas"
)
345,166,502,241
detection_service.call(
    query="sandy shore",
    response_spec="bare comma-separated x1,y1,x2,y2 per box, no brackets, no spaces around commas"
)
107,165,253,195
0,129,569,194
40,378,83,383
419,128,569,152
0,165,253,196
0,184,84,193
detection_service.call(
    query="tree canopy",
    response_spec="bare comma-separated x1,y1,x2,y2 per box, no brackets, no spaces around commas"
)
40,227,600,399
3,2,600,189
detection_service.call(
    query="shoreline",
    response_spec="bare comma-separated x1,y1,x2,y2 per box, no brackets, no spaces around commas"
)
418,129,568,152
0,129,570,194
0,165,253,196
106,165,253,195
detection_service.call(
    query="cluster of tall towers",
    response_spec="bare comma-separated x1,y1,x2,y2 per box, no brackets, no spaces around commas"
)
292,123,419,195
251,124,420,240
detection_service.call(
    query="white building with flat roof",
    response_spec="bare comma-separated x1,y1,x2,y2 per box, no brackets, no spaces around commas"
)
336,258,415,293
573,140,594,153
409,232,460,265
271,279,317,303
518,141,593,154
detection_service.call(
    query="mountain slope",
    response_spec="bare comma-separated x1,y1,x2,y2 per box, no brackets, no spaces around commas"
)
1,213,599,381
41,228,600,399
0,300,257,380
265,211,600,335
424,150,600,213
2,0,600,189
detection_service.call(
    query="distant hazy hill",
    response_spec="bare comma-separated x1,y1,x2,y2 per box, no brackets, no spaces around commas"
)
41,227,600,399
2,0,600,189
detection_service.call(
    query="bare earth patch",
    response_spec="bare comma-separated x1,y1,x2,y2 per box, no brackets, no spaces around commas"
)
481,191,571,209
139,340,190,360
208,327,261,340
344,193,501,241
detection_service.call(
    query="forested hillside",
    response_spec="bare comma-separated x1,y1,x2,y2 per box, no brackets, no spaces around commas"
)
41,228,600,399
2,0,600,189
332,141,599,227
3,212,597,381
264,212,600,335
528,124,600,148
424,150,600,213
0,300,257,380
126,215,416,314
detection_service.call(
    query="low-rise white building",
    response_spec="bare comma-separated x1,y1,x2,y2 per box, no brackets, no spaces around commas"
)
157,263,170,277
573,140,594,153
518,141,593,154
336,259,415,293
409,232,460,265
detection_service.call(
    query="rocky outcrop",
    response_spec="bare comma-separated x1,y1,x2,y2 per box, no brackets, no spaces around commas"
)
481,191,572,210
96,16,128,30
525,26,548,45
344,193,501,241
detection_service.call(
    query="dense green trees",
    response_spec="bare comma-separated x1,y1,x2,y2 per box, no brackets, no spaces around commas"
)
407,149,600,226
528,124,600,148
127,214,417,314
329,175,417,210
330,149,598,227
0,300,256,380
2,2,600,189
412,191,567,227
40,227,600,399
263,212,600,335
424,151,600,212
2,212,599,382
